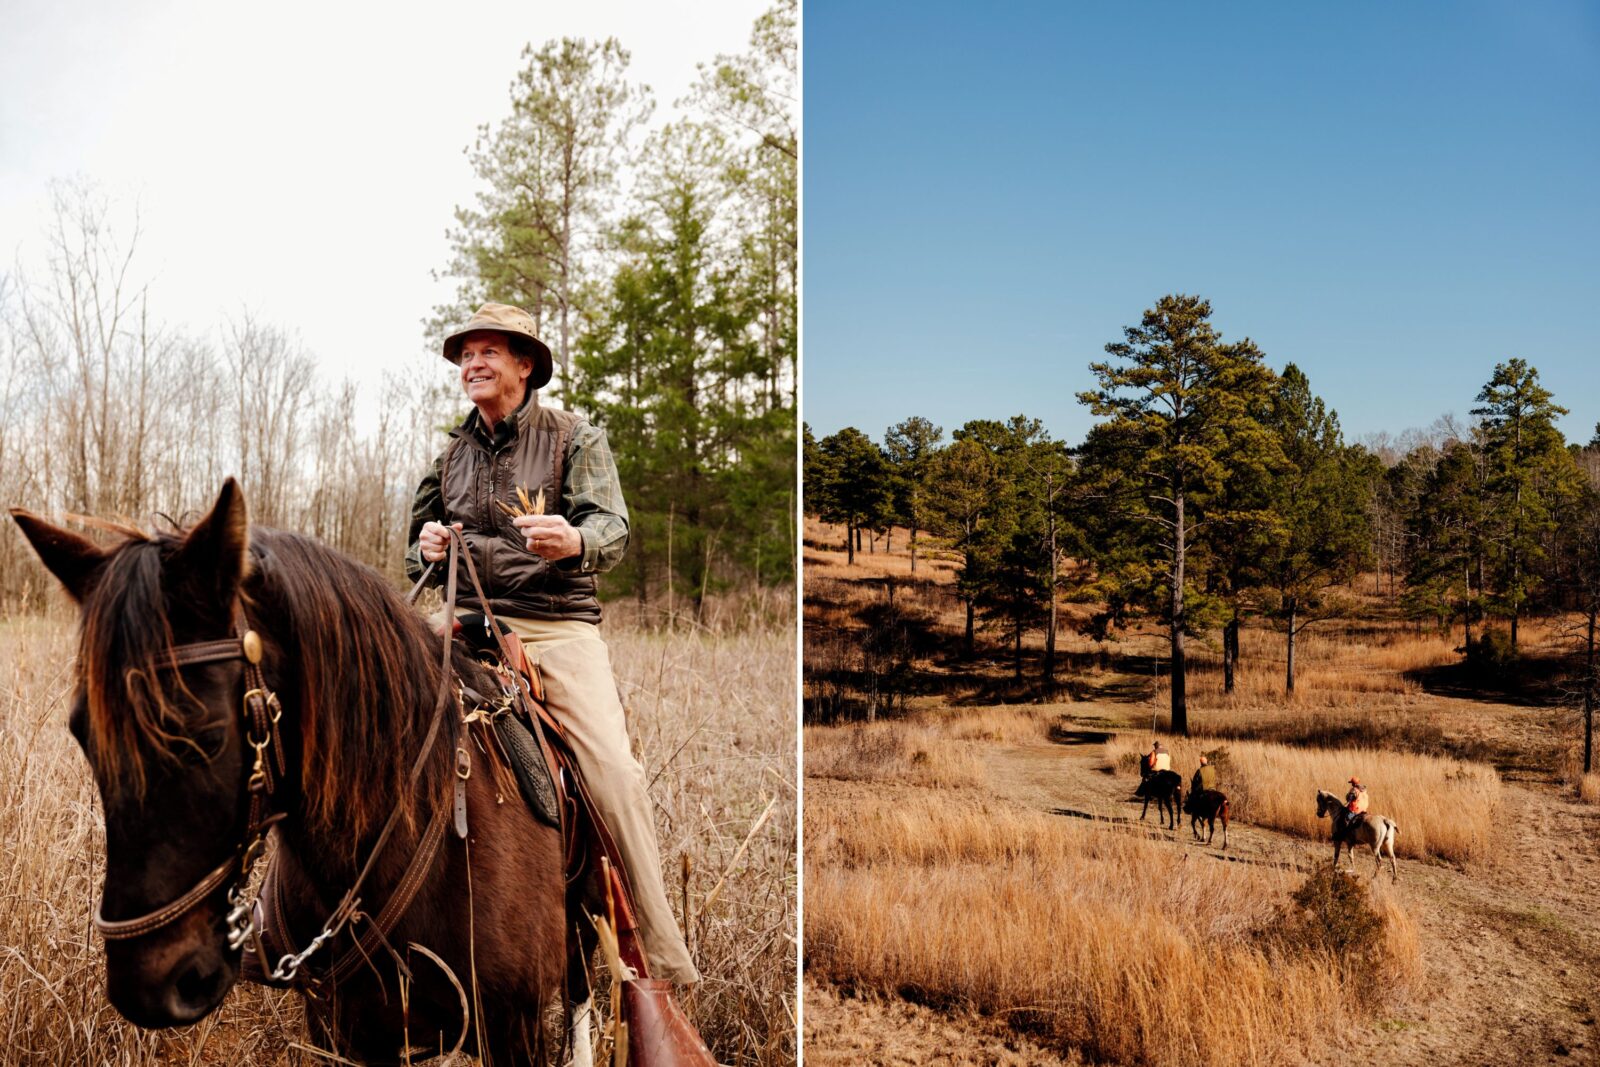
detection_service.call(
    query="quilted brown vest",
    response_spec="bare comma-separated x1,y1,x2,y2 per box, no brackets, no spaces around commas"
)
437,396,602,623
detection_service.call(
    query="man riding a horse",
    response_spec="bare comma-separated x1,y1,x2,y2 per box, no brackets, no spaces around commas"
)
407,302,697,986
1189,754,1215,798
1339,775,1369,842
1141,740,1170,780
1182,754,1229,847
1134,741,1183,829
1316,784,1399,879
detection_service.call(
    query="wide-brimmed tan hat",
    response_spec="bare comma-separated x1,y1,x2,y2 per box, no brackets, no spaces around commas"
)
441,302,553,388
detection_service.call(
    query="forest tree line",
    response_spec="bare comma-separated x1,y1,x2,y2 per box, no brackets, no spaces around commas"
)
0,1,795,623
805,294,1600,770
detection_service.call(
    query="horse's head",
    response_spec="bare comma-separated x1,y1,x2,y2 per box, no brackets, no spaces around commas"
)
13,480,266,1027
1315,790,1338,819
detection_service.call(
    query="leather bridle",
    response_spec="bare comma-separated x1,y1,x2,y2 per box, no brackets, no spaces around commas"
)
90,532,486,989
92,600,285,949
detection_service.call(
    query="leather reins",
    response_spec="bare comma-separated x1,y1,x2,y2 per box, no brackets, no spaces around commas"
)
92,530,492,989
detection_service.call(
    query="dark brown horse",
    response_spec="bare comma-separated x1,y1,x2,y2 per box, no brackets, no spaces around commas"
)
1183,789,1230,848
1135,769,1183,830
13,481,574,1063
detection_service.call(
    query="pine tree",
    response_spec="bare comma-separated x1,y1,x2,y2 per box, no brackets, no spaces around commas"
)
958,417,1053,680
1259,365,1376,693
812,427,891,566
438,38,649,389
1553,443,1600,773
1405,436,1490,643
884,416,943,574
925,435,1000,656
1078,295,1275,735
1472,358,1571,650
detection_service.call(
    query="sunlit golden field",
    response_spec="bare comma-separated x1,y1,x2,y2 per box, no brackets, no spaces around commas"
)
0,614,795,1066
805,787,1421,1067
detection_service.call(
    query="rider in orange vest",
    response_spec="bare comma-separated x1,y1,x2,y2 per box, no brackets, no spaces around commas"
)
1143,741,1171,778
1343,776,1369,838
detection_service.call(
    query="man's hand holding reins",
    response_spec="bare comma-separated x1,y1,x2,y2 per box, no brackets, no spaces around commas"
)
419,521,464,562
513,513,583,562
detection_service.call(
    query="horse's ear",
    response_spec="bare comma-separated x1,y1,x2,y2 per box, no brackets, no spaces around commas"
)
10,509,108,603
174,479,252,596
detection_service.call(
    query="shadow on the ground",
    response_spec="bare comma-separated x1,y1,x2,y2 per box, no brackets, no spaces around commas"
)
1407,652,1576,709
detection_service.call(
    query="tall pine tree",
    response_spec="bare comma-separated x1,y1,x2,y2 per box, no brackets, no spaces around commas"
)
1078,295,1275,735
1472,358,1570,650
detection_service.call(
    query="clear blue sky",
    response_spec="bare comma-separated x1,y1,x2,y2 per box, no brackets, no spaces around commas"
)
803,1,1600,449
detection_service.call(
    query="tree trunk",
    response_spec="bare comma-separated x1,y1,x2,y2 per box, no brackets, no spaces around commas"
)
845,522,855,566
1223,615,1238,694
1463,562,1473,649
1512,447,1523,652
1510,581,1520,651
964,598,975,658
1014,619,1023,680
1171,493,1188,736
1586,605,1596,774
910,521,919,574
1044,507,1058,689
1285,598,1298,694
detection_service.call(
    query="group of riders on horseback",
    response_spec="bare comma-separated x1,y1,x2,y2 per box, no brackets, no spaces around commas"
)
1136,740,1376,853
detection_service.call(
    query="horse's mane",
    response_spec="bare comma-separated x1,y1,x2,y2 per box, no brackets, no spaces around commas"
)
246,529,462,843
79,524,466,844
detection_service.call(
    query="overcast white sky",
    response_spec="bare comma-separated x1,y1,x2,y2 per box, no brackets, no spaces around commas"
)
0,0,766,425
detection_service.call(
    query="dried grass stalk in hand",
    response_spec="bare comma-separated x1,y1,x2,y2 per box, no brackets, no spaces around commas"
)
495,485,547,519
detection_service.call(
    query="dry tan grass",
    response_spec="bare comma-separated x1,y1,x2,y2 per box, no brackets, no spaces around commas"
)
806,790,1421,1067
802,705,1062,787
1105,733,1501,863
1149,624,1457,710
1579,773,1600,805
920,703,1062,744
804,723,984,789
0,615,794,1066
802,519,960,585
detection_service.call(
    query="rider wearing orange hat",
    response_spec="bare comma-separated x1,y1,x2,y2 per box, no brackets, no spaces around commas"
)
1343,776,1369,838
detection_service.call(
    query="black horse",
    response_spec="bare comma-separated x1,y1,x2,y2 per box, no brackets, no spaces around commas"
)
1183,788,1230,848
1136,769,1183,830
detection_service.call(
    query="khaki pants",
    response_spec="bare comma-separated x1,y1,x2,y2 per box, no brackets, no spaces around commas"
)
474,614,699,984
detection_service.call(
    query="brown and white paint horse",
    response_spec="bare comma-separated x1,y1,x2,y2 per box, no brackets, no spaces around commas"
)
1316,789,1399,880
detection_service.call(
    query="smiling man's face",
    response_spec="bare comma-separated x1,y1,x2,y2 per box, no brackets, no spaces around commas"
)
456,330,533,420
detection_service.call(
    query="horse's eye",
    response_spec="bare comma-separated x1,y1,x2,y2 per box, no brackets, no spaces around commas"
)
178,724,228,765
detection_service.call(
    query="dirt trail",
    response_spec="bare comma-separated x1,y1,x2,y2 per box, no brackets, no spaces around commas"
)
980,732,1600,1065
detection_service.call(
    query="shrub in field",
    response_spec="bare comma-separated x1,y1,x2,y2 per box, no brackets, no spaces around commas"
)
1262,868,1422,1007
1465,628,1517,673
1272,868,1385,968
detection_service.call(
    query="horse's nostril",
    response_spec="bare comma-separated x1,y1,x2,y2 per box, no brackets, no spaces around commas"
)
170,958,226,1018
